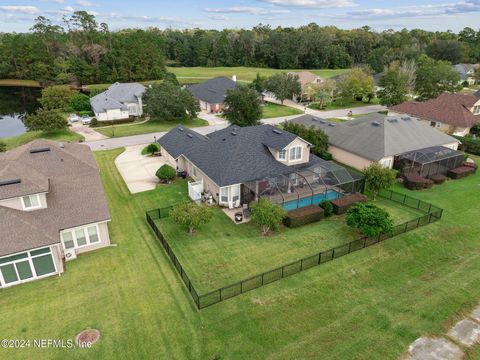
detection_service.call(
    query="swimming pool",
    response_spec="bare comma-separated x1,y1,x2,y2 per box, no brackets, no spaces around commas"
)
282,190,342,211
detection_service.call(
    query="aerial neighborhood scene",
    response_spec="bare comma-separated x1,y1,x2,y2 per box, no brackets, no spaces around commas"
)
1,1,480,359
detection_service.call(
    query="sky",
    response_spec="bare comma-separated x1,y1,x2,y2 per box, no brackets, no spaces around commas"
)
1,0,480,33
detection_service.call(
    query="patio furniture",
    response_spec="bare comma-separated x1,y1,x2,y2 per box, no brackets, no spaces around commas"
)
234,212,243,223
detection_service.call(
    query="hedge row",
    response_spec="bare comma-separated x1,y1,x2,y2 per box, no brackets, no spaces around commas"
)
331,193,368,215
283,205,324,228
454,135,480,156
403,173,434,190
448,166,476,179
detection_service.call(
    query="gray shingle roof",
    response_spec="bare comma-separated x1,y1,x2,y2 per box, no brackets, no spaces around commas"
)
159,125,320,187
452,64,477,81
90,82,145,113
0,140,111,256
475,89,480,98
289,113,459,161
187,77,237,104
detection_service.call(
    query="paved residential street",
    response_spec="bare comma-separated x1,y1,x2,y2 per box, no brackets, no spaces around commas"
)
85,104,387,151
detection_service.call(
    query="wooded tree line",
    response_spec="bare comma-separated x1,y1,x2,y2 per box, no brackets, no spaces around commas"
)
163,24,480,71
1,13,480,84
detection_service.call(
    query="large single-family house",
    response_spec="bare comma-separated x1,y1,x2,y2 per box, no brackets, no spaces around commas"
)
188,76,238,113
290,113,463,177
158,125,363,211
389,93,480,136
0,140,112,288
452,64,479,85
90,82,146,121
287,71,325,101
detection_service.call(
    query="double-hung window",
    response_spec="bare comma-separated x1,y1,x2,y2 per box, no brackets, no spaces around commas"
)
220,187,228,204
61,225,101,250
289,146,302,161
278,150,286,160
22,194,41,210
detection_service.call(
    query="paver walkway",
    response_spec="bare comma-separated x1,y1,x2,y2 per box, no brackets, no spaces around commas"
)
402,303,480,359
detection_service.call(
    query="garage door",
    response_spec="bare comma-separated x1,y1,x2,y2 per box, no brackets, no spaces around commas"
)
0,247,57,288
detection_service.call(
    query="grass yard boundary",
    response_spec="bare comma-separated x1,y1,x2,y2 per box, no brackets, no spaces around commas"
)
146,189,443,310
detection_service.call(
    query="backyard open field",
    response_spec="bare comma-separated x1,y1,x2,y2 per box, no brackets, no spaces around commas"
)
157,199,424,293
0,149,479,360
167,66,349,83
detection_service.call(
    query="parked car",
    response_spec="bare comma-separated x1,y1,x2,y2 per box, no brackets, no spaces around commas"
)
68,114,79,123
81,115,91,125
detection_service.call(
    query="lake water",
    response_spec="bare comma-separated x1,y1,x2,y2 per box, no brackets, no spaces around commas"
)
0,87,41,138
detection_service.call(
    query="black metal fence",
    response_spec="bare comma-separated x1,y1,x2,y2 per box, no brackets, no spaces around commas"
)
146,189,443,310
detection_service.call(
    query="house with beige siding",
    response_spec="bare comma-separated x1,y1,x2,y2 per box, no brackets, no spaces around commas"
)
290,113,462,175
389,92,480,136
0,140,111,288
158,125,364,211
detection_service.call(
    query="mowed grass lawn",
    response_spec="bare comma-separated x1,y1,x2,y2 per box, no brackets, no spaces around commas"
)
167,66,349,82
157,198,424,292
2,129,84,150
94,118,208,138
0,150,479,359
261,102,302,119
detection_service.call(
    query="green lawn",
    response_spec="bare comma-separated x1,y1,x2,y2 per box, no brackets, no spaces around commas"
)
0,150,479,360
94,118,208,138
0,79,41,87
2,129,84,150
167,66,349,83
157,198,424,293
262,102,303,119
310,97,380,111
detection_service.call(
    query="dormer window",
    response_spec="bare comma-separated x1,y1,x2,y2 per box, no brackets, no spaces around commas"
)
289,146,302,161
22,194,41,210
278,150,287,160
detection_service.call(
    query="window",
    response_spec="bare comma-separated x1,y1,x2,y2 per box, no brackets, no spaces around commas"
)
0,247,56,287
289,146,302,161
231,185,240,203
474,106,480,115
22,194,40,210
381,159,392,168
278,150,286,160
220,187,228,203
61,225,101,250
289,173,298,186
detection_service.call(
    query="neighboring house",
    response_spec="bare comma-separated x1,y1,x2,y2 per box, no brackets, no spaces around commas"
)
452,64,479,85
287,71,324,101
290,113,462,175
390,92,480,136
474,89,480,98
0,140,112,288
90,82,146,121
158,125,363,210
188,76,237,113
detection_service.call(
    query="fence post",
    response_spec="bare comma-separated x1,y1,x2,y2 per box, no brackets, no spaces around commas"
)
318,252,321,264
281,266,284,278
331,249,335,259
363,237,367,248
348,241,352,253
403,194,407,205
300,259,303,271
428,203,432,214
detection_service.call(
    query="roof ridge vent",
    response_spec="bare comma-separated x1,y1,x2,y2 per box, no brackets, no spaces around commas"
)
272,129,283,135
311,118,318,121
0,178,21,186
187,133,193,138
29,147,51,154
401,116,411,121
328,123,336,127
178,127,184,132
320,120,327,124
231,131,237,136
387,118,398,123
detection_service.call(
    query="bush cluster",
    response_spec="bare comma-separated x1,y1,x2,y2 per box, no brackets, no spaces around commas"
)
283,205,324,228
403,174,434,190
156,164,176,183
331,193,368,215
319,200,333,217
448,166,476,179
429,174,447,184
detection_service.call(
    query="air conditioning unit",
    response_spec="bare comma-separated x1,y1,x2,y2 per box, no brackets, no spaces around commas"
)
64,248,77,261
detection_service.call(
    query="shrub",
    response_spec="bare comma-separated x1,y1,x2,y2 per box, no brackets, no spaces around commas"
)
156,164,176,183
429,174,447,184
24,108,68,131
250,198,287,235
331,193,368,215
448,166,476,179
346,203,394,238
319,200,333,217
144,143,160,156
0,141,6,152
170,202,213,234
319,151,333,161
453,135,480,155
403,174,434,190
70,93,91,112
283,205,324,228
89,118,98,127
462,161,478,171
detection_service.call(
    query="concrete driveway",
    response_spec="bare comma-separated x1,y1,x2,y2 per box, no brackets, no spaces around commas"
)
70,122,108,142
114,145,166,194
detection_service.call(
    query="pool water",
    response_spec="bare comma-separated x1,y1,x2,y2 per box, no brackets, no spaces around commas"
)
283,190,342,211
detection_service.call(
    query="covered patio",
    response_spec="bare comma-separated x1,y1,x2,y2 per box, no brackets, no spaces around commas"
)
394,146,464,178
244,161,364,211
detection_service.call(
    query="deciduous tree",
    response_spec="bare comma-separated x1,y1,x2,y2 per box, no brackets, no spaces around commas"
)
363,163,397,201
347,203,394,238
250,198,287,235
223,86,262,127
265,73,301,104
24,108,68,131
171,203,213,235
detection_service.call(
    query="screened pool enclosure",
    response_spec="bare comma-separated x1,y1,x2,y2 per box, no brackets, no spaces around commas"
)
244,161,364,210
394,146,464,178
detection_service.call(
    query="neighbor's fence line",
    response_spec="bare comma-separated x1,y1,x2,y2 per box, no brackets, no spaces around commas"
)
146,189,443,310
